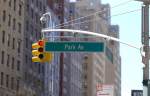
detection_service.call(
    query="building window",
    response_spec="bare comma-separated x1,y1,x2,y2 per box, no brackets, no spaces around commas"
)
42,65,44,74
16,79,20,90
12,57,14,69
35,13,38,23
39,2,42,11
14,0,16,11
36,0,39,8
26,20,29,31
25,55,27,63
3,0,6,2
24,72,27,80
2,10,6,22
31,8,34,19
17,60,20,71
8,14,11,26
26,4,29,12
7,34,10,47
19,4,22,16
1,51,4,64
7,54,10,67
13,18,16,30
1,72,4,85
83,63,88,70
12,38,15,49
11,77,14,89
2,30,5,44
18,23,21,33
30,25,33,36
84,55,88,60
35,29,38,39
6,74,9,88
38,64,41,73
25,38,28,48
17,39,21,53
9,0,11,7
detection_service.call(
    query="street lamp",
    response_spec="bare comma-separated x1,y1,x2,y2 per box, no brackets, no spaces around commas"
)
40,12,53,39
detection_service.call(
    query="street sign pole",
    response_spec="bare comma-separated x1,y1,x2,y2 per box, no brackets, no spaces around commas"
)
135,0,150,95
142,3,149,96
42,29,140,50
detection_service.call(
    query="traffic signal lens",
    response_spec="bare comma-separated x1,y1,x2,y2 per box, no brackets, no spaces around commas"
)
38,40,44,46
38,47,44,52
39,54,44,59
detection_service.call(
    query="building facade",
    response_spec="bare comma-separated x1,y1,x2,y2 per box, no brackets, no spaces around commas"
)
107,25,121,96
63,1,83,96
104,25,121,96
75,0,121,96
0,0,48,95
44,7,61,96
0,0,24,96
22,0,47,96
75,0,107,96
47,0,84,96
46,0,121,96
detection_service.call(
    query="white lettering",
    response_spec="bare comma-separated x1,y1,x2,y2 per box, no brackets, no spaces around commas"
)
64,44,76,50
78,44,84,50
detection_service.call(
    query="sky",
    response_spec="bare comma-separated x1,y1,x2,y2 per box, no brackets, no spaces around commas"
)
102,0,144,96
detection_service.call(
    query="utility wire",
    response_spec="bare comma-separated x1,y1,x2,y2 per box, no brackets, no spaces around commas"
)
111,8,140,17
55,8,141,28
54,0,134,28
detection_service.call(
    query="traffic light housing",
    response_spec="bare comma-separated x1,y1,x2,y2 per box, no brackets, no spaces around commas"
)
143,79,149,86
32,40,53,63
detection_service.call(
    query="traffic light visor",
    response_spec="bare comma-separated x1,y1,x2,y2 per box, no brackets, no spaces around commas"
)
32,42,39,49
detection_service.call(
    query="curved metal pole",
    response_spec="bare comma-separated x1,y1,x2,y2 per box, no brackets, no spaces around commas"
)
42,28,141,50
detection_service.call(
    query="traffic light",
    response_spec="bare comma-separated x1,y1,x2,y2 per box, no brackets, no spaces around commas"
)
143,79,148,86
32,40,53,63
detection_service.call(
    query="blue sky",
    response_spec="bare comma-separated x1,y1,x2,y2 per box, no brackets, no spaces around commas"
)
102,0,143,96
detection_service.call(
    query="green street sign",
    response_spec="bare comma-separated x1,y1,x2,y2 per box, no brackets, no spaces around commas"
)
45,41,104,52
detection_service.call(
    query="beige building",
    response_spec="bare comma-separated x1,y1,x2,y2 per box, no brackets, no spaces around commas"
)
0,0,47,96
75,0,121,96
0,0,24,96
76,1,108,96
105,25,121,96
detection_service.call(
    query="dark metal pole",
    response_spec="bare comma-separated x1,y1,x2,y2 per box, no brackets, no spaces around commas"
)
141,3,149,96
58,0,64,96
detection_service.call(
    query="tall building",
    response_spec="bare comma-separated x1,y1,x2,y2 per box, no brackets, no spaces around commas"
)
75,1,107,96
63,1,83,96
44,6,61,96
0,0,47,96
46,0,121,96
22,0,47,96
75,0,121,96
104,25,121,96
47,1,84,96
107,25,121,96
0,0,24,96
